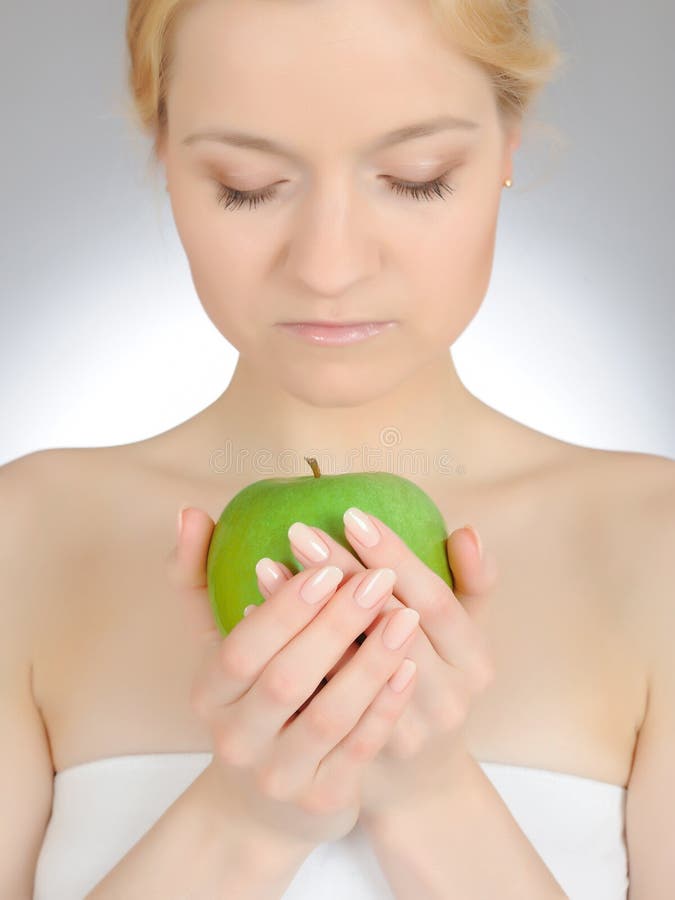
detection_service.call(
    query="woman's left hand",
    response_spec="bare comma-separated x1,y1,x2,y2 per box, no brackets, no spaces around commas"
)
252,506,499,818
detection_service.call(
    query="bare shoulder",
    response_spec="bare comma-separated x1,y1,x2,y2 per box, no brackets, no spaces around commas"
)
558,443,675,556
0,446,123,530
0,448,84,551
0,448,102,604
0,442,162,510
570,446,675,669
585,445,674,496
568,445,675,522
606,448,675,641
0,445,146,617
0,450,92,703
594,452,675,891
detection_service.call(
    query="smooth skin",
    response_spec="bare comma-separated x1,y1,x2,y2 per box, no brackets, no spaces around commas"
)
169,492,501,837
169,504,423,845
157,0,523,473
2,0,675,895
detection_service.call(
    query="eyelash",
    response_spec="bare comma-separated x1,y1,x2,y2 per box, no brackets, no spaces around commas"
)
214,174,455,211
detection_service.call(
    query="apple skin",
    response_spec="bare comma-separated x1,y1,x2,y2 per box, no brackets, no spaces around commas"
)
206,467,454,636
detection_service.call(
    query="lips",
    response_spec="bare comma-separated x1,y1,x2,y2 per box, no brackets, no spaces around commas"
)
277,321,397,346
280,321,390,326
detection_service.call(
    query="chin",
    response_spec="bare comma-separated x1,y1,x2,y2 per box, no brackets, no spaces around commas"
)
282,367,405,409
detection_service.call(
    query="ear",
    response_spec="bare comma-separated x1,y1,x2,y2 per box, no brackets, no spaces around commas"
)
508,122,523,153
501,116,523,181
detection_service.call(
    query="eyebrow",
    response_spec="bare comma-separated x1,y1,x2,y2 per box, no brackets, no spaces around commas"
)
181,114,480,161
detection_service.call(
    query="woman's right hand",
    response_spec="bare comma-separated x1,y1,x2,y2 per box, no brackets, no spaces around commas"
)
167,505,419,847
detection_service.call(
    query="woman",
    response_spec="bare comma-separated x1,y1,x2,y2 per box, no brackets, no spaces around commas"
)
2,0,673,897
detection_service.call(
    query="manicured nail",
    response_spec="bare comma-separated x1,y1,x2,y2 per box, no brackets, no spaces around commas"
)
382,608,420,650
300,565,343,604
255,557,284,592
344,507,380,547
288,522,330,562
464,524,483,560
354,568,396,609
389,658,417,693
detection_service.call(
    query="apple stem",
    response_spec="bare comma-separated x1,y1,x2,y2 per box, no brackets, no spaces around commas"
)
305,456,321,478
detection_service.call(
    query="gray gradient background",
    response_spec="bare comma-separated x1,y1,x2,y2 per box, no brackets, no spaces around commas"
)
1,1,673,466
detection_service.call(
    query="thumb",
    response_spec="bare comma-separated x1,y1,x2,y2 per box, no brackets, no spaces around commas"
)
446,525,499,600
167,505,220,648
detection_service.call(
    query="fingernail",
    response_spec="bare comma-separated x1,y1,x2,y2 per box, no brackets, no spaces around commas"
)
354,567,396,609
389,658,417,693
344,507,380,547
243,604,257,617
382,608,420,650
177,504,189,541
464,524,483,560
300,565,343,605
288,522,330,562
255,557,284,592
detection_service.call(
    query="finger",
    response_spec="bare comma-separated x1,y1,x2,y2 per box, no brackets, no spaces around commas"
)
167,506,220,650
263,605,420,795
288,521,366,580
232,567,400,761
446,525,499,600
341,508,482,669
268,519,494,730
276,518,490,701
194,564,345,715
254,558,293,604
290,518,492,702
335,655,418,767
257,555,374,661
286,521,394,646
324,640,359,681
317,662,418,814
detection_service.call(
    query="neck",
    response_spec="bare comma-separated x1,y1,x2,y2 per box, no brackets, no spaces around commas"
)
196,349,500,484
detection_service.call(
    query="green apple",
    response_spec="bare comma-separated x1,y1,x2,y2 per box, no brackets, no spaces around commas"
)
206,457,454,635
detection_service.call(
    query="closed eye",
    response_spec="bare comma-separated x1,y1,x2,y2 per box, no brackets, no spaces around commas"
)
214,173,456,211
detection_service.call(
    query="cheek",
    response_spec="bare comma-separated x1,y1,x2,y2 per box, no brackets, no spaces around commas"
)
171,195,264,342
401,190,500,340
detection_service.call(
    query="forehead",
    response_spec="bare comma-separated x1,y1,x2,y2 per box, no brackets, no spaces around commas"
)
167,0,497,147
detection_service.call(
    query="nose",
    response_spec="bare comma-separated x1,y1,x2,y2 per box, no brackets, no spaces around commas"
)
285,181,379,297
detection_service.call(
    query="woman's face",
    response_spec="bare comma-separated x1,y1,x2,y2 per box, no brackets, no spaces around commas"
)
160,0,520,408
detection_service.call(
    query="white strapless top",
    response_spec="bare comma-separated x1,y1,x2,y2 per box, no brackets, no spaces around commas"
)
33,752,628,900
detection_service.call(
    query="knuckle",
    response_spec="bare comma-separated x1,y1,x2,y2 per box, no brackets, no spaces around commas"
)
260,665,301,707
304,701,344,744
219,640,256,682
345,731,380,763
378,698,404,726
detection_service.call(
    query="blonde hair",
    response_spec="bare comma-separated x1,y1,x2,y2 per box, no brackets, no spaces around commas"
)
125,0,566,179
